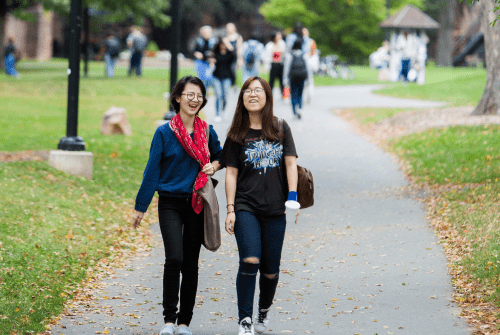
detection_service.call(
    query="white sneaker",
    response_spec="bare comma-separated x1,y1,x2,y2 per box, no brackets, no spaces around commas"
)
159,323,175,335
214,116,222,123
254,308,270,334
238,316,254,335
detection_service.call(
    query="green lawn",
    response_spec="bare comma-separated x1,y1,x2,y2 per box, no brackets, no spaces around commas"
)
389,126,500,321
375,66,486,106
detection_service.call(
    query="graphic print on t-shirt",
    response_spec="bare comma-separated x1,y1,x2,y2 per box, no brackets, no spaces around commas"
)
244,139,283,174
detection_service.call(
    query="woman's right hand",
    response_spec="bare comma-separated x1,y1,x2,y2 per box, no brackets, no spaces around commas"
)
132,210,144,229
225,212,235,235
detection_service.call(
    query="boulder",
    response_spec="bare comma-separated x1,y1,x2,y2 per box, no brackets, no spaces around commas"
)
101,107,132,136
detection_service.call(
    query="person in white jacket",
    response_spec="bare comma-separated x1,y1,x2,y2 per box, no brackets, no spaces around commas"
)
264,31,287,98
302,28,318,104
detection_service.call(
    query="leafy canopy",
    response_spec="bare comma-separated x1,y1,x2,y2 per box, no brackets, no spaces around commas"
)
461,0,500,26
260,0,424,63
7,0,171,27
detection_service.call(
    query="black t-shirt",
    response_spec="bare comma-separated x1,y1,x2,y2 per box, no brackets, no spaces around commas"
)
213,50,236,80
220,120,297,216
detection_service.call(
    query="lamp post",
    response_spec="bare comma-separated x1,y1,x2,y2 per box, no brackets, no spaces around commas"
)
385,0,391,40
83,7,90,77
164,0,181,120
58,0,85,151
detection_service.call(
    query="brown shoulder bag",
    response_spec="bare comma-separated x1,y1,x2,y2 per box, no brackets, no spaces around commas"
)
195,125,221,252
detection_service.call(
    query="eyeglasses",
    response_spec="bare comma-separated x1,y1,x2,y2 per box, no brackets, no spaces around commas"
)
182,92,205,102
243,88,264,95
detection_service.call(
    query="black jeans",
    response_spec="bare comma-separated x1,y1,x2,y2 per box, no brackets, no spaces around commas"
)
269,62,284,96
158,196,204,326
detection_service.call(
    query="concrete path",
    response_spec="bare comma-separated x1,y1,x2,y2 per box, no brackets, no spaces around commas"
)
58,85,469,335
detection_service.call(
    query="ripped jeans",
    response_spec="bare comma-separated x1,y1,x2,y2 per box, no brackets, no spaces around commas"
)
234,211,287,321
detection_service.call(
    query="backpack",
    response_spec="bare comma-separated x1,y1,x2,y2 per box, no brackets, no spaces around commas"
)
133,35,148,52
107,39,120,58
289,53,308,82
244,41,259,68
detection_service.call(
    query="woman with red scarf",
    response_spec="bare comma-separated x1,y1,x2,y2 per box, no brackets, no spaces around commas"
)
132,76,223,335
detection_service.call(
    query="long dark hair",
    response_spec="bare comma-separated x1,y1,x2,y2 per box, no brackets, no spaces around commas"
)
170,75,208,114
227,77,283,144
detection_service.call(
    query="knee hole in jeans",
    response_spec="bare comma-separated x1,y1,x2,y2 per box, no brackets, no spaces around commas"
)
243,257,260,264
262,273,278,279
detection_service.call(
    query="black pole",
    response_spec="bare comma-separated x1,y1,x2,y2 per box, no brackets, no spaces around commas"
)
385,0,391,40
58,0,85,151
83,7,89,77
164,0,180,120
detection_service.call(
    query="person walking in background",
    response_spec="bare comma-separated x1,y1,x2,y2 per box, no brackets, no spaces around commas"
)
285,22,310,54
220,76,299,335
226,23,244,88
302,28,318,104
97,33,121,78
265,31,286,99
194,26,218,90
241,35,264,83
212,38,236,122
4,36,19,78
126,26,148,76
283,39,308,119
132,75,223,335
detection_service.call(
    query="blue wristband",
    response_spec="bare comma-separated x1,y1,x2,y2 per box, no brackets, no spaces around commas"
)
287,191,298,202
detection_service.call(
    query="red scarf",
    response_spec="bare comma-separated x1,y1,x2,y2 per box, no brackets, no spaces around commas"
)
170,114,210,214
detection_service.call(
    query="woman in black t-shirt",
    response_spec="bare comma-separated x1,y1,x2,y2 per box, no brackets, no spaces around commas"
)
212,39,236,122
219,76,299,335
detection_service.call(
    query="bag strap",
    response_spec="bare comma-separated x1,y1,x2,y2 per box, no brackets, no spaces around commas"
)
277,118,284,135
206,124,211,158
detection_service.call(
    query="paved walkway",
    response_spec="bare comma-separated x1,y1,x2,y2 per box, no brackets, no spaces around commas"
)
58,85,470,335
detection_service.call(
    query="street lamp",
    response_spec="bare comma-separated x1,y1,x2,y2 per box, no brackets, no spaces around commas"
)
58,0,85,151
164,0,181,120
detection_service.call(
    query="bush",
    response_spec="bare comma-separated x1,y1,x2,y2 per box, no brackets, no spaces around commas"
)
146,41,159,52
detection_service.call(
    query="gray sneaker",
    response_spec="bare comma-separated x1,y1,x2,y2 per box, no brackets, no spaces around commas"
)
177,325,192,335
159,323,175,335
254,308,270,334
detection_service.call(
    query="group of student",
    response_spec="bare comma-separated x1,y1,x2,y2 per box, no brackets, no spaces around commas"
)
98,26,148,78
132,74,300,335
195,22,318,121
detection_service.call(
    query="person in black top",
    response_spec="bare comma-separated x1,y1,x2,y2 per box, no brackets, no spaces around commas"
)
212,38,236,122
219,76,299,335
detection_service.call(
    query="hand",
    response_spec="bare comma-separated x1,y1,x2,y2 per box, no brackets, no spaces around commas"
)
225,212,235,235
202,163,216,176
132,210,144,229
194,51,203,60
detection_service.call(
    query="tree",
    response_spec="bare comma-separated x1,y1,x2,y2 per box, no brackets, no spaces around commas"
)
463,0,500,115
0,0,170,66
260,0,424,63
435,0,457,66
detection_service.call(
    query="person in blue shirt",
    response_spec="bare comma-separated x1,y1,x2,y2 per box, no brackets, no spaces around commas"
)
132,75,223,335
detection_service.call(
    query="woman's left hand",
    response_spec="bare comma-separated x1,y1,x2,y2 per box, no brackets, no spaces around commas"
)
202,163,216,176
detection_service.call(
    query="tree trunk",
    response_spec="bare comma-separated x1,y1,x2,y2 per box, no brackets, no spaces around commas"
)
472,0,500,115
436,0,457,66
